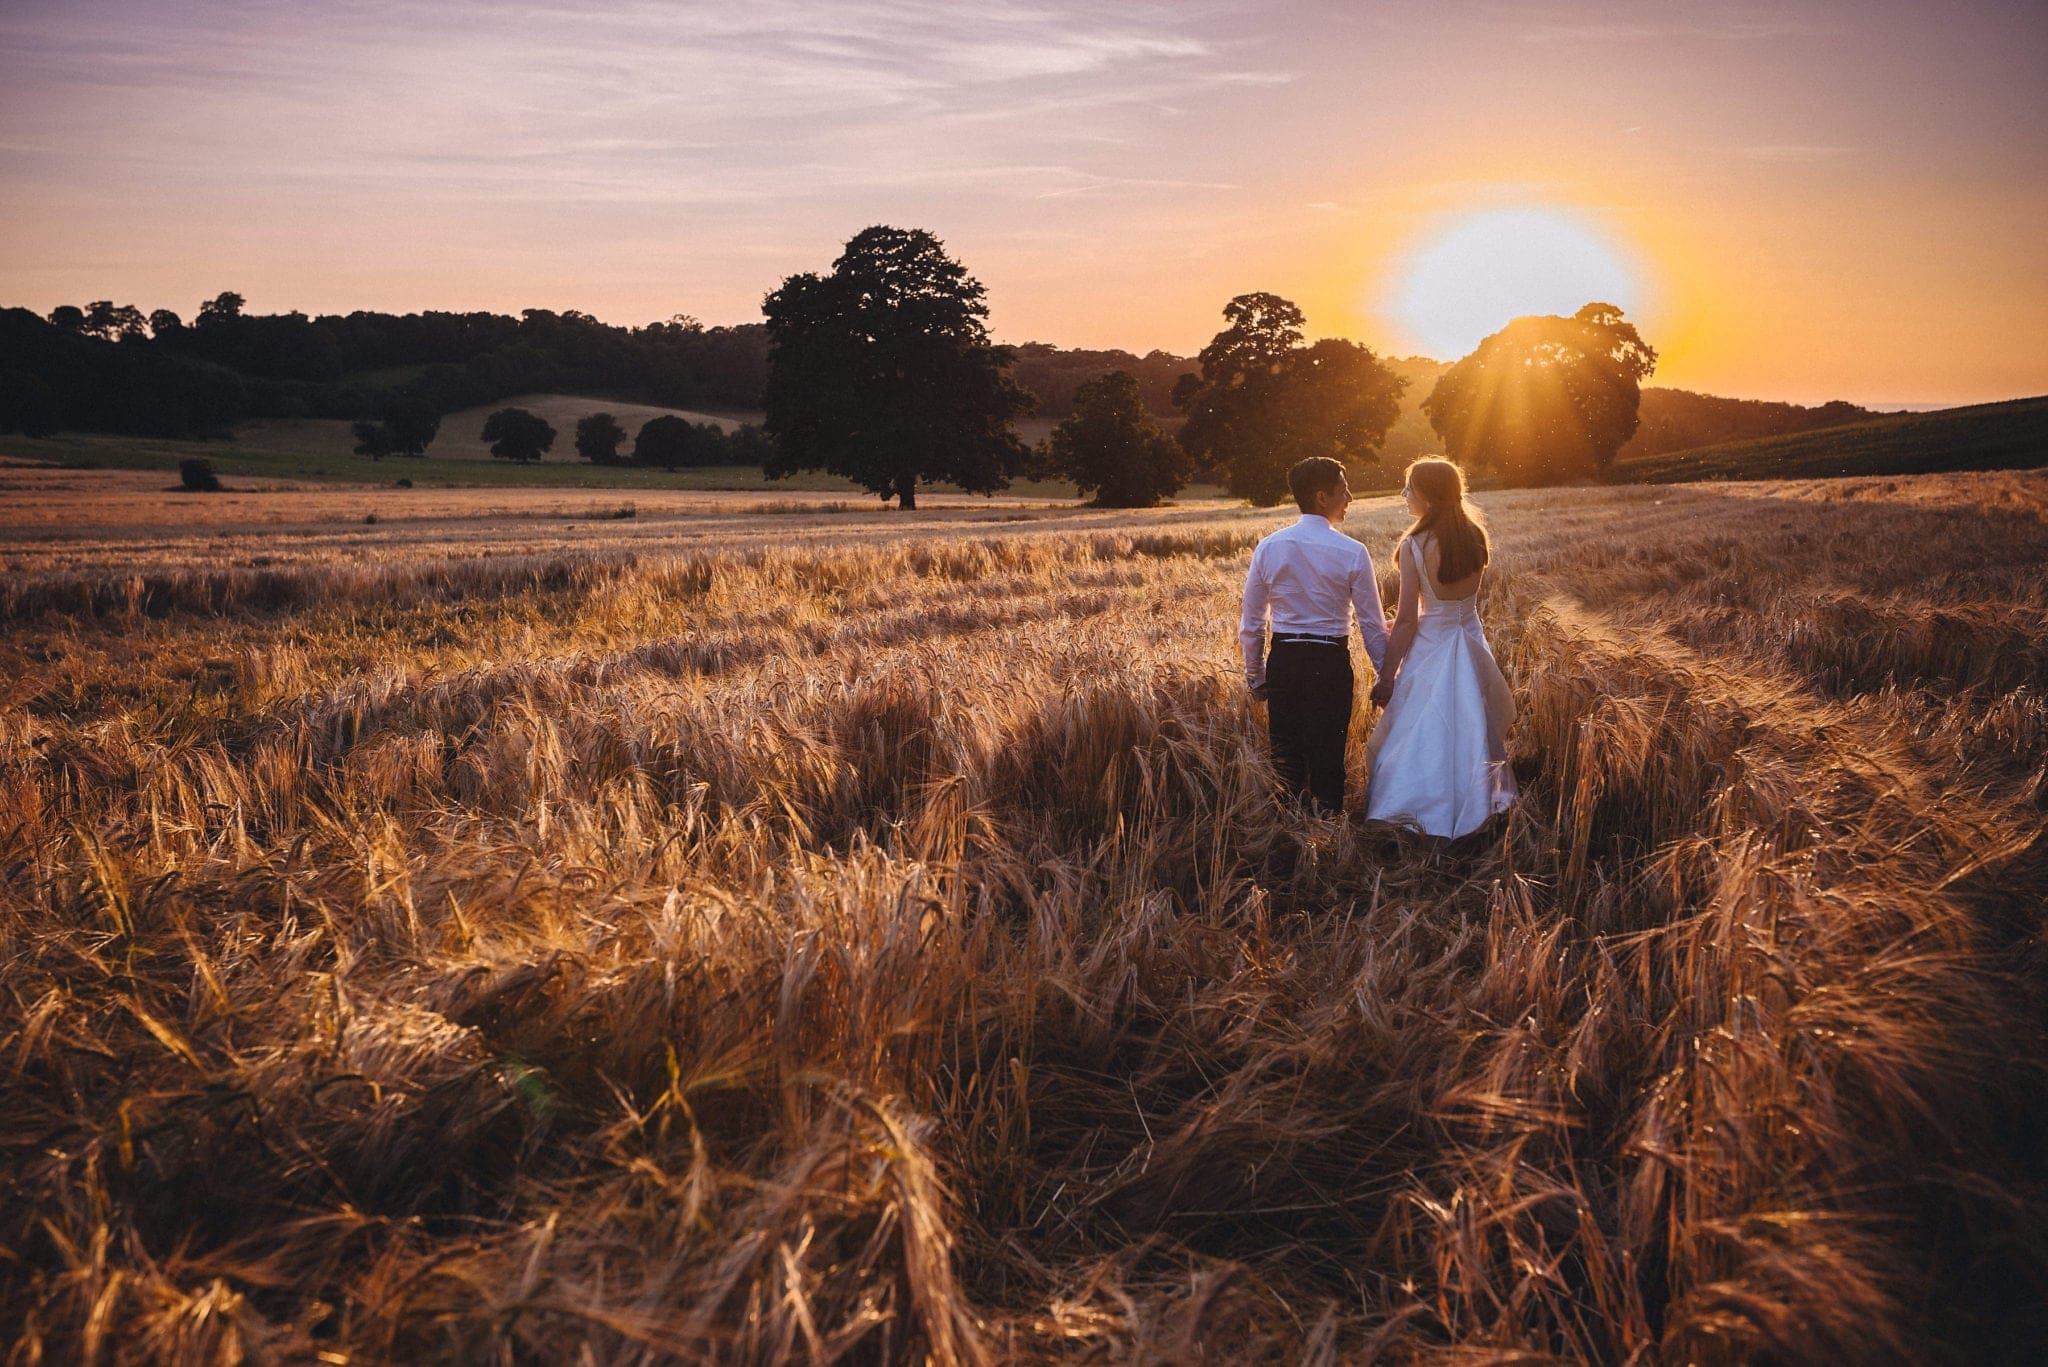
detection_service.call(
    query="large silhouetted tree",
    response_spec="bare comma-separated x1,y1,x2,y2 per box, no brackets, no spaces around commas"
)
574,412,627,464
1272,337,1409,485
1173,293,1406,506
762,225,1031,509
1422,302,1658,485
1034,369,1189,507
481,406,555,462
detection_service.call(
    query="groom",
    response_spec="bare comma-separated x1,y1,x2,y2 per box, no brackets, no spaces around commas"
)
1239,457,1389,814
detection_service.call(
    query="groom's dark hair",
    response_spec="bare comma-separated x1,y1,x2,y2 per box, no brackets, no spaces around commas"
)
1288,457,1346,513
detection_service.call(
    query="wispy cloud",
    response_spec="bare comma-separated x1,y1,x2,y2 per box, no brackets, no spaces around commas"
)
0,0,1273,206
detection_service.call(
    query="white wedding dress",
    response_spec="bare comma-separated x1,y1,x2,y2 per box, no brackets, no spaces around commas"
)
1365,534,1518,837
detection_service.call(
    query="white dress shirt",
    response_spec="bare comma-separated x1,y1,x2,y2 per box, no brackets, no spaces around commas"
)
1239,514,1390,688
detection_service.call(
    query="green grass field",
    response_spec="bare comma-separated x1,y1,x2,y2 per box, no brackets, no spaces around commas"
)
0,395,1077,494
0,431,856,491
240,393,762,461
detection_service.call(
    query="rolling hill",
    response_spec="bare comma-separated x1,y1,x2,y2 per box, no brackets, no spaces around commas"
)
238,393,759,464
239,394,1066,464
1613,394,2048,483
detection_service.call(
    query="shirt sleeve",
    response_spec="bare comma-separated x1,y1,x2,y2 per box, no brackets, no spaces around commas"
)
1352,541,1389,672
1239,542,1270,688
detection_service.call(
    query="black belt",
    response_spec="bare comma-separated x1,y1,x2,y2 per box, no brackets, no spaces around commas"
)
1271,632,1347,646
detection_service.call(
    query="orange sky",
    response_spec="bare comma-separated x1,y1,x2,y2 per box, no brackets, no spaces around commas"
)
3,1,2044,407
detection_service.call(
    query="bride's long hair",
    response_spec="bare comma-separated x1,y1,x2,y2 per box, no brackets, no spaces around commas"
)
1402,458,1489,583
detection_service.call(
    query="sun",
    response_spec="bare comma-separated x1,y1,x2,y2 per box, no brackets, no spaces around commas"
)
1384,207,1647,360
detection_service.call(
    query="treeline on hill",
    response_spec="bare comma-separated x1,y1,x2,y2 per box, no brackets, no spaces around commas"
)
0,296,768,440
0,294,1210,445
1005,343,1193,423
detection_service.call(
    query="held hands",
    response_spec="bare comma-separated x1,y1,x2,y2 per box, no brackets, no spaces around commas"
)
1250,684,1268,703
1369,675,1394,708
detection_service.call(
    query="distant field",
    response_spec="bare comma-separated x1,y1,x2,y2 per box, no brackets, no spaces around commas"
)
0,451,1095,501
1615,393,2048,483
1,399,1073,493
1,432,861,491
243,392,763,462
221,394,1055,470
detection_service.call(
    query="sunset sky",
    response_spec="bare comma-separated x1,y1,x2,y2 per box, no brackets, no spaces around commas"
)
2,1,2044,407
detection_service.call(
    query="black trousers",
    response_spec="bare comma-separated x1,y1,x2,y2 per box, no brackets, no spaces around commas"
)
1265,640,1354,813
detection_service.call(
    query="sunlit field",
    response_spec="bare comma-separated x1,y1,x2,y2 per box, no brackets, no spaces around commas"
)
4,472,2046,1362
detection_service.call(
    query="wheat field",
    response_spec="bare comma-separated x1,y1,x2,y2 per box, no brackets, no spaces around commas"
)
3,472,2046,1364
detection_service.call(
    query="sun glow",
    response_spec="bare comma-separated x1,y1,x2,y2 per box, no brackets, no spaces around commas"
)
1385,207,1649,361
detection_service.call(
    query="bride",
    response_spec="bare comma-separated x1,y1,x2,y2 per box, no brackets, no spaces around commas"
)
1365,458,1518,838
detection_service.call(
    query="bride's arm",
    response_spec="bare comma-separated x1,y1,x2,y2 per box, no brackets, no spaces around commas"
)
1370,542,1421,706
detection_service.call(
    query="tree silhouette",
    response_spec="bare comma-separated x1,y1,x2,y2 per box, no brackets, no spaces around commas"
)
634,414,724,470
351,419,395,461
83,301,147,342
351,389,441,460
1274,337,1408,485
762,225,1031,509
1422,302,1658,485
574,412,627,464
384,392,441,457
727,423,775,469
1033,370,1189,507
1173,293,1405,506
480,406,555,463
197,292,245,327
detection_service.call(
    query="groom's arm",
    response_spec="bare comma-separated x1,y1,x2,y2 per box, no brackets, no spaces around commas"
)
1351,544,1390,672
1239,543,1270,691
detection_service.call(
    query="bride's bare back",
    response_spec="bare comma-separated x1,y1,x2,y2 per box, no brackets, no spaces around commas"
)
1416,531,1481,603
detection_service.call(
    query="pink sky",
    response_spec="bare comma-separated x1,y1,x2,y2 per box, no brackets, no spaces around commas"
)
2,0,2044,407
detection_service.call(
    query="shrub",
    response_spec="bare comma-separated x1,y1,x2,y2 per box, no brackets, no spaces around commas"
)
178,458,221,491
